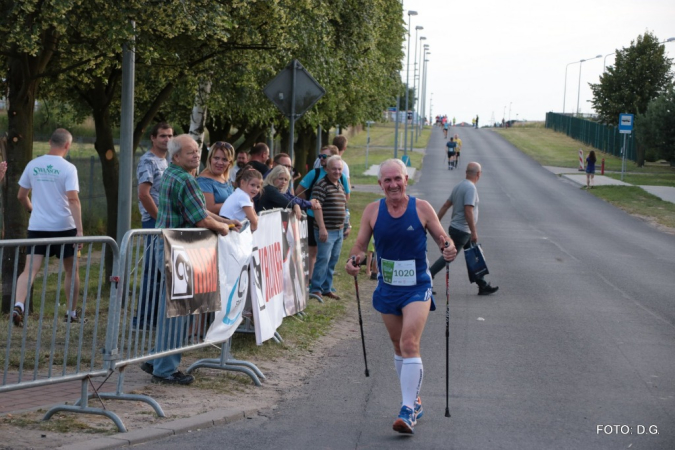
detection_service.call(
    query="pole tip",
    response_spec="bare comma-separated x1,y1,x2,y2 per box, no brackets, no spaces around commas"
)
445,409,451,418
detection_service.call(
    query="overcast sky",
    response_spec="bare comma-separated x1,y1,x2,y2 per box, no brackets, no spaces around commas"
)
400,0,675,124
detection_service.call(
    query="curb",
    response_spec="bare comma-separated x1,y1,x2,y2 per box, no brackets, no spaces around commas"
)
60,406,263,449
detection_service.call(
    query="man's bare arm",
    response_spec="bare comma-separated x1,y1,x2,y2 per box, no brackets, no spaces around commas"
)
464,205,478,242
436,199,452,221
138,183,158,220
18,187,32,213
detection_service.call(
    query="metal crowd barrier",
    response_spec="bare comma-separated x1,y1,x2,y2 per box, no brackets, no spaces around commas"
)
90,228,264,423
1,237,122,428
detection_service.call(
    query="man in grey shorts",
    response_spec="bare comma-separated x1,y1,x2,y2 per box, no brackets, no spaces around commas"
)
430,162,498,295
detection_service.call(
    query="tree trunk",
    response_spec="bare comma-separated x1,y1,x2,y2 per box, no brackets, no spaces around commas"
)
90,103,120,277
1,59,39,313
189,80,212,152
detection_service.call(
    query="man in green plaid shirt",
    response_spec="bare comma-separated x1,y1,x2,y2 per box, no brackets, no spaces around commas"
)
144,134,239,385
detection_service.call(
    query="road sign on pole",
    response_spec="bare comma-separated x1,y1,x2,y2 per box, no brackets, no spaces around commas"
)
618,113,634,134
264,60,326,161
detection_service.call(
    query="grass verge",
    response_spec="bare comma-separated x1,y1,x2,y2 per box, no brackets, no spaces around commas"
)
495,124,675,231
343,123,430,185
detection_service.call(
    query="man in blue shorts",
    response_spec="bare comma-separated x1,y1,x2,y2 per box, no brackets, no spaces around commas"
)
345,159,457,434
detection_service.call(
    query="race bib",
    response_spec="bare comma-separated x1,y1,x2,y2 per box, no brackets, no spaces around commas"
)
381,259,417,286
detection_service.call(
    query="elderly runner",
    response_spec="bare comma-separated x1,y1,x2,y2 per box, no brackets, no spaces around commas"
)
345,159,457,434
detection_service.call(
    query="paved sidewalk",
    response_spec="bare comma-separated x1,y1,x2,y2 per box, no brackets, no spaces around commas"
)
544,166,675,204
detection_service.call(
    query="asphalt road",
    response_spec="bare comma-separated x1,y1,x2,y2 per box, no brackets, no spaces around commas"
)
138,126,675,449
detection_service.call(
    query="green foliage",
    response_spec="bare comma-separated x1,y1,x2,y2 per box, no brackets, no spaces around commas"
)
590,32,673,126
637,84,675,162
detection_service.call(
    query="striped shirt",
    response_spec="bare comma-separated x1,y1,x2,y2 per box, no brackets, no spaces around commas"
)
156,163,208,229
311,176,346,230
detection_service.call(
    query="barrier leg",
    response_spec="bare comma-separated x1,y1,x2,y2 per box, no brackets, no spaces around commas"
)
186,339,264,386
43,378,127,433
74,366,166,419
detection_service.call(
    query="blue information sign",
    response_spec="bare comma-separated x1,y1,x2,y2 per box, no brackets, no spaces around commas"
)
618,113,634,134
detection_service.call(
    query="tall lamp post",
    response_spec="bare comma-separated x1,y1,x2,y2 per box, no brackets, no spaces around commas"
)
415,36,426,140
576,54,602,115
409,24,423,154
403,10,418,159
421,47,429,136
563,55,600,114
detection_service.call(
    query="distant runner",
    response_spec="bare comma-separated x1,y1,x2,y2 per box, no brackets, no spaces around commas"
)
446,137,457,170
453,134,462,169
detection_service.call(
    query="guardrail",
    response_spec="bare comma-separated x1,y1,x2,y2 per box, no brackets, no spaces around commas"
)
89,227,264,425
1,237,122,429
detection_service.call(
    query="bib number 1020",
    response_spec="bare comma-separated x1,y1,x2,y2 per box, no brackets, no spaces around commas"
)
381,259,416,286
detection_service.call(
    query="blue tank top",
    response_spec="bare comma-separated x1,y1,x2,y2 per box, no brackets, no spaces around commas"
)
373,196,432,293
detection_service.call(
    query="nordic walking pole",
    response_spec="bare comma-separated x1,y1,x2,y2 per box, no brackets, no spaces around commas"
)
444,242,451,418
351,256,370,377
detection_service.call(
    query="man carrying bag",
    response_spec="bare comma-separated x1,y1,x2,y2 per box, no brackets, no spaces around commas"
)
430,162,499,296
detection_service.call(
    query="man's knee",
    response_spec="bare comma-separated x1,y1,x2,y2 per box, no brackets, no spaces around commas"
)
399,336,420,357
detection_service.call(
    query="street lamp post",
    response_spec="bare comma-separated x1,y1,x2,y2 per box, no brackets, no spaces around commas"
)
421,48,430,136
576,54,602,115
403,10,418,159
563,55,601,114
409,23,422,155
415,36,426,140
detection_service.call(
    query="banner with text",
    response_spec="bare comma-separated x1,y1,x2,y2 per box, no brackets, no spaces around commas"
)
250,211,286,345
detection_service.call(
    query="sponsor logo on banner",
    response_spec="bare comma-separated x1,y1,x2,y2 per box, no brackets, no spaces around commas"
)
205,225,253,342
171,246,193,299
222,264,248,325
163,230,220,317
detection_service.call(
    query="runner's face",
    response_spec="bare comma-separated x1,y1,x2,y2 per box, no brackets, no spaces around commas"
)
378,164,407,198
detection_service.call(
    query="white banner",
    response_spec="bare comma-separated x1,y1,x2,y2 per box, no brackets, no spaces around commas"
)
250,211,286,345
205,224,253,342
281,211,307,316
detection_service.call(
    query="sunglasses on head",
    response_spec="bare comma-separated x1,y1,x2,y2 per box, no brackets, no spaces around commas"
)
213,141,234,151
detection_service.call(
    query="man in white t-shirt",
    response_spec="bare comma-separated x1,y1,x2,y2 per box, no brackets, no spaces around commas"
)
13,129,84,326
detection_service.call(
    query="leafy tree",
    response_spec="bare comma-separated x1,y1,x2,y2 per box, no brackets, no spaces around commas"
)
637,84,675,163
589,32,673,165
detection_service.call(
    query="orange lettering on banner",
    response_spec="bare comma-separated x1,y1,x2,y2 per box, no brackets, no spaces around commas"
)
259,243,283,301
186,247,217,294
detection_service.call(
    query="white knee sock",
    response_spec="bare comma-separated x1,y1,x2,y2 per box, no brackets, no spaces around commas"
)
394,355,403,378
400,357,423,409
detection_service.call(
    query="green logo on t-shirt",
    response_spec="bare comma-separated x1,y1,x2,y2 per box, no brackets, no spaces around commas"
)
33,164,60,176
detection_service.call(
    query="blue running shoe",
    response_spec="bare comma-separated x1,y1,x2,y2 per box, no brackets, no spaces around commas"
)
393,405,416,434
414,397,424,420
